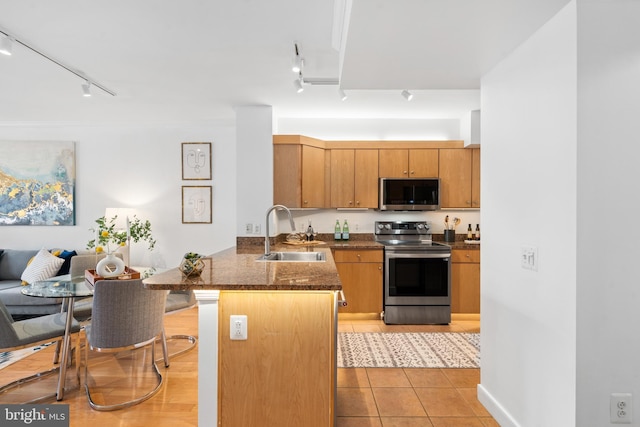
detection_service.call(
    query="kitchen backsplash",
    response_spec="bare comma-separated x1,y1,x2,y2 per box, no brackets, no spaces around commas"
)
246,209,480,237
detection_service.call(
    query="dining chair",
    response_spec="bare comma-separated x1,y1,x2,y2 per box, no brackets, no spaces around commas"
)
69,253,121,321
159,290,198,367
83,278,168,411
0,299,81,400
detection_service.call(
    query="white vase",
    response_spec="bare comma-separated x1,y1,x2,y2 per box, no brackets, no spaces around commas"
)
96,253,126,278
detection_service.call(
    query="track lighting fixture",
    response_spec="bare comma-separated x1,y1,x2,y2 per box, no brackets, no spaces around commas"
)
401,90,413,101
82,81,91,97
339,88,347,101
0,35,13,56
291,42,342,95
294,74,304,93
0,28,116,96
292,43,303,73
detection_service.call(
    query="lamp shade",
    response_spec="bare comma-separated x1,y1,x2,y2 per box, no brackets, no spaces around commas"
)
104,208,136,230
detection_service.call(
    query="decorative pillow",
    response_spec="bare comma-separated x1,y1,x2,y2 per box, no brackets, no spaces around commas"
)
54,249,77,276
20,248,65,285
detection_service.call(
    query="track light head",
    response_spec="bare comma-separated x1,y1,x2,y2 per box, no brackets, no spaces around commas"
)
292,43,304,73
292,57,304,73
0,35,13,56
339,88,347,101
294,75,304,93
401,90,413,101
82,81,91,97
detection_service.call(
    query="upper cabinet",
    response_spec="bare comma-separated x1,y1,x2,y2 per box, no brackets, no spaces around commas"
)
273,137,325,208
439,148,480,208
330,149,378,208
274,136,479,210
471,148,480,208
378,149,439,178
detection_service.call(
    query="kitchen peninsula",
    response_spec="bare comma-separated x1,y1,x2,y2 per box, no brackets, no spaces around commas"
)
143,245,342,427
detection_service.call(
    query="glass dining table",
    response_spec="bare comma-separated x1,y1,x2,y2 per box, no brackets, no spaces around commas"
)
21,276,93,400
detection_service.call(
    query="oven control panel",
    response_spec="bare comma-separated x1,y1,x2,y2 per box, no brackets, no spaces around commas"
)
374,221,431,235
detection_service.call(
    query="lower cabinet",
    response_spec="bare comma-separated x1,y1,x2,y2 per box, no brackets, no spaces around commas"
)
333,248,383,314
451,249,480,314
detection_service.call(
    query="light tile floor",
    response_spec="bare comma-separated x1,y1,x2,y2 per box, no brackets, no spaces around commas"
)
337,318,497,427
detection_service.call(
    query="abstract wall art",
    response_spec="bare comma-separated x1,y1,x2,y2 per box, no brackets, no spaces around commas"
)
182,142,212,180
0,141,76,226
182,185,212,224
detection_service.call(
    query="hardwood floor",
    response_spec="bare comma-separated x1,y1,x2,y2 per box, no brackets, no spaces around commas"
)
0,309,493,427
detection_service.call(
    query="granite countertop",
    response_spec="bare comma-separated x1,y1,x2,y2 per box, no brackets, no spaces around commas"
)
143,245,342,291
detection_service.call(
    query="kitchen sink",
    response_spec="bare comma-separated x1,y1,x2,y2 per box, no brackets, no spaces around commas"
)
256,252,326,262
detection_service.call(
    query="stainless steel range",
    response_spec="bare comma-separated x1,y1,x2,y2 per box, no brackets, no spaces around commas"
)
375,220,452,325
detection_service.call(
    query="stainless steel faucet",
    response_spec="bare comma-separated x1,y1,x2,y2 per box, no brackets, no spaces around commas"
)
264,204,296,256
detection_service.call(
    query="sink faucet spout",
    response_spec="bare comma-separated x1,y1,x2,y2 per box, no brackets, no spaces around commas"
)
264,205,296,256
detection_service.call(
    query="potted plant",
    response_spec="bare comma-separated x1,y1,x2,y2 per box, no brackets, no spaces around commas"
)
87,215,156,253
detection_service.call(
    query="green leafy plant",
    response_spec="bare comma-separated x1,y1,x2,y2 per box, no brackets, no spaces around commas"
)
87,215,156,254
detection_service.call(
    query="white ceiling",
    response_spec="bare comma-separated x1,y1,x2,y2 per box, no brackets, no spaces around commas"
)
0,0,570,124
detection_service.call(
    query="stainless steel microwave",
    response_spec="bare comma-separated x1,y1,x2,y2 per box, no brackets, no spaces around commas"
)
379,178,440,211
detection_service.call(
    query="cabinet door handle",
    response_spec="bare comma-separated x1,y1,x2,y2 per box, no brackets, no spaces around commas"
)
349,201,353,205
403,170,408,175
410,170,415,175
304,200,308,205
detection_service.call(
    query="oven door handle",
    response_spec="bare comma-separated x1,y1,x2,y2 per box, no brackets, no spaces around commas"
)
385,252,450,259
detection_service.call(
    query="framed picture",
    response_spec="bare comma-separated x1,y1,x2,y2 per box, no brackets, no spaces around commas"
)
182,142,212,180
0,140,76,226
182,186,212,224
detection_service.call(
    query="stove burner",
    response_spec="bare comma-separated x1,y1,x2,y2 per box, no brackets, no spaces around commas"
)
374,221,450,252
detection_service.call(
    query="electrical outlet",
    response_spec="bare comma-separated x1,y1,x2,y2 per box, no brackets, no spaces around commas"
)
253,224,261,234
611,393,632,423
245,223,253,234
230,315,247,340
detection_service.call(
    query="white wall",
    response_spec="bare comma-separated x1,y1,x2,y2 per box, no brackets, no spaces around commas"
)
576,1,640,425
236,106,274,237
478,2,577,426
0,122,237,267
276,118,461,141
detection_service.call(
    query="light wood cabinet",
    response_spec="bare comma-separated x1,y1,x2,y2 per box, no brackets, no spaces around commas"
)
219,290,335,426
451,249,480,314
330,149,378,208
273,144,325,208
471,148,480,208
378,149,439,178
439,148,473,208
333,249,383,314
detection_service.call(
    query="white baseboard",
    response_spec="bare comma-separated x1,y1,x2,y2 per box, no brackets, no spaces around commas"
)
477,383,521,427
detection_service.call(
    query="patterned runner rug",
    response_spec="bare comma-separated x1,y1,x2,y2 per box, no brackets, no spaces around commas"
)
0,342,54,371
338,332,480,368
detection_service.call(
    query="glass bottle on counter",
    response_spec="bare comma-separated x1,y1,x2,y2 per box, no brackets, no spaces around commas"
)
334,219,342,240
306,221,314,241
467,224,473,240
342,220,350,241
475,224,480,241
